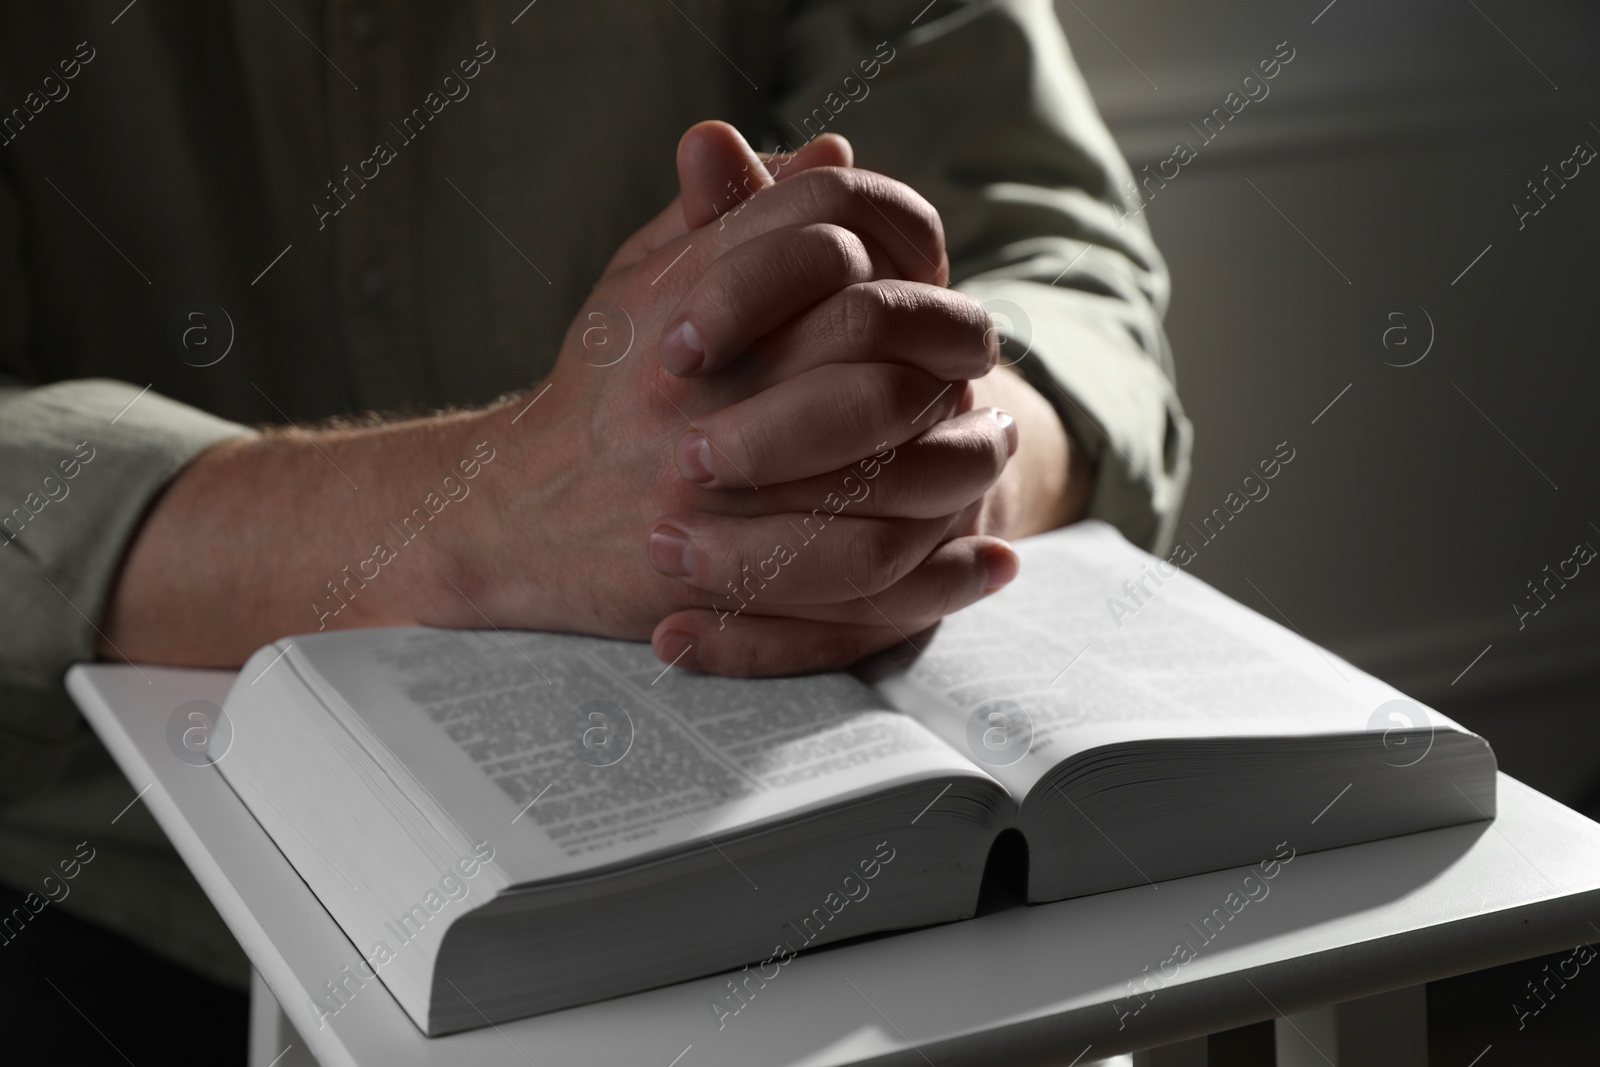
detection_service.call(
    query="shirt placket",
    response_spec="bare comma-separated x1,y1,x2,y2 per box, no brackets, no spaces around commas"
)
323,0,431,411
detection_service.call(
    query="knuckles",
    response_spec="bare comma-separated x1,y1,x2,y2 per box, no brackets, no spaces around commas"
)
783,167,946,275
832,283,995,378
836,517,923,595
800,223,874,285
950,291,1001,375
838,282,891,356
829,365,901,448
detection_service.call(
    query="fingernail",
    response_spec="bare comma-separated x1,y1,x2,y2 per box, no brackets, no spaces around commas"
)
655,630,698,672
994,409,1017,456
659,320,704,376
676,430,714,484
983,544,1019,594
648,524,695,577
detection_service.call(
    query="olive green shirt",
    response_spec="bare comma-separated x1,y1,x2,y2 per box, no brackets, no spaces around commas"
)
0,0,1188,984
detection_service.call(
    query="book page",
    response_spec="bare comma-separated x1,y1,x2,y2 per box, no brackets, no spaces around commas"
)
866,521,1414,798
290,628,991,885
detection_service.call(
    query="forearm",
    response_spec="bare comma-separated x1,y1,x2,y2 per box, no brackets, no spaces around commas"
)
97,407,501,667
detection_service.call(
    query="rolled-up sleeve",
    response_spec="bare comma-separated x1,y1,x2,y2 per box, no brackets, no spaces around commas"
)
0,380,251,794
0,154,253,797
773,0,1192,551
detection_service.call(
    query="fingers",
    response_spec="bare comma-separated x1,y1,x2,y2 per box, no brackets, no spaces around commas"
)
742,281,998,387
650,536,1018,677
608,125,854,276
735,534,1020,624
630,156,946,379
658,223,878,376
648,511,953,604
709,166,948,291
655,167,948,376
741,407,1017,520
674,363,962,488
678,122,858,231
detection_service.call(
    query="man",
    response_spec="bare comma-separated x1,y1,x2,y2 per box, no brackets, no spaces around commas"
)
0,0,1188,1019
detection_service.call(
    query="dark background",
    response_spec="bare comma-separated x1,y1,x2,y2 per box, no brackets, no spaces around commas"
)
1068,0,1600,806
1067,0,1600,1059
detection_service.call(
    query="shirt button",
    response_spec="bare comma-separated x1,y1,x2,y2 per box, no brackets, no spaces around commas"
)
359,266,388,301
350,7,378,43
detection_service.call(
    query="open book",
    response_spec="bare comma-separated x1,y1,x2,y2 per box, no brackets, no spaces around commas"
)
221,521,1495,1036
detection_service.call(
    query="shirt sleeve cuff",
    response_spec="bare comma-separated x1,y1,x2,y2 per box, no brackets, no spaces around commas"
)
956,278,1193,554
0,378,254,788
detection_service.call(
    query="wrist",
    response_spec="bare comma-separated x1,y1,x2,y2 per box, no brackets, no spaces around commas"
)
971,365,1093,538
363,401,541,633
428,384,596,634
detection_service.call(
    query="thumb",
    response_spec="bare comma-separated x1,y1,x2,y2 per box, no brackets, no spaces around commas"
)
677,120,772,231
677,123,857,230
609,126,858,275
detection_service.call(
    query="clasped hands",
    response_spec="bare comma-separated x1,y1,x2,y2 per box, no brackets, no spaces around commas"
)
94,121,1089,674
459,122,1089,676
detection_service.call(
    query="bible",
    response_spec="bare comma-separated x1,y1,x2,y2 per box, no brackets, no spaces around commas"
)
219,521,1495,1035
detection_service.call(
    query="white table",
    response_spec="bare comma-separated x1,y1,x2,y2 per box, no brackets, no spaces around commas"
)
68,663,1600,1067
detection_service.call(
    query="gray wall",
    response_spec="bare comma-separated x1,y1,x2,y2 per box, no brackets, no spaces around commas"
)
1064,0,1600,711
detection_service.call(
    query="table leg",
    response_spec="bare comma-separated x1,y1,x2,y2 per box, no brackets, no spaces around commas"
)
1275,985,1427,1066
1133,1036,1209,1065
249,968,320,1067
1082,1035,1207,1067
